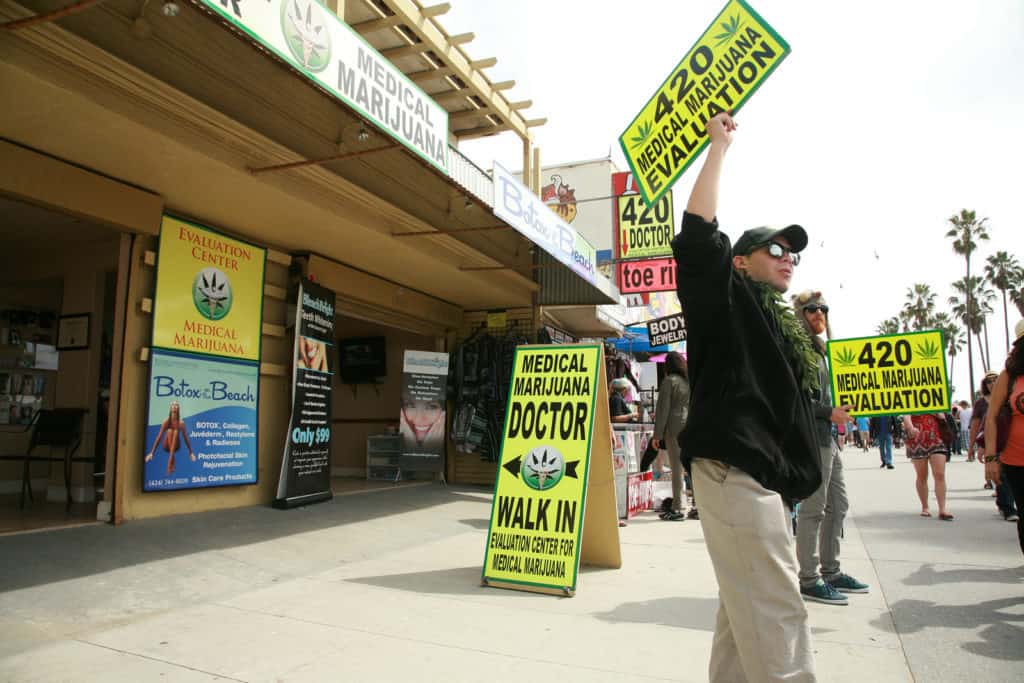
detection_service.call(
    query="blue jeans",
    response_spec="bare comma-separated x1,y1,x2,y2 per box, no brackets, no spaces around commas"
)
878,435,893,466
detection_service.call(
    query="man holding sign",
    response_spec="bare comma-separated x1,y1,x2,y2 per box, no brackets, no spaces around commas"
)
673,111,820,681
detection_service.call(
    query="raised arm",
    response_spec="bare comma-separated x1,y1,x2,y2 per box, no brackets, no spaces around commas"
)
686,112,736,222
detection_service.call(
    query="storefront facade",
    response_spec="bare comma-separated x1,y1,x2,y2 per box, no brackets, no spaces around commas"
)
0,0,619,525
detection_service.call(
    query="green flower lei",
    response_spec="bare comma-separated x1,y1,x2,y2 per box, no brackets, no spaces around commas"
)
746,277,820,394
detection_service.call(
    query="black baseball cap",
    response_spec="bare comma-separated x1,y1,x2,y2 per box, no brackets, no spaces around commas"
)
733,225,808,256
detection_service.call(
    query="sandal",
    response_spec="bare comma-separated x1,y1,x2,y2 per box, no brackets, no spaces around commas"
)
919,510,932,517
939,513,954,521
661,511,686,521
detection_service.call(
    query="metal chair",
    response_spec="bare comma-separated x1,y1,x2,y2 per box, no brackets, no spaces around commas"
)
0,408,87,509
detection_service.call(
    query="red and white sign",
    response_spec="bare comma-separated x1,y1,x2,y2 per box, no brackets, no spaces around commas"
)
627,471,654,518
617,258,677,294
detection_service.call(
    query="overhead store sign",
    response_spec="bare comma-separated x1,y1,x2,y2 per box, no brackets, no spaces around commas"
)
482,345,621,596
827,331,950,417
618,0,790,206
616,192,675,260
646,313,686,347
493,163,597,285
197,0,449,174
617,258,676,294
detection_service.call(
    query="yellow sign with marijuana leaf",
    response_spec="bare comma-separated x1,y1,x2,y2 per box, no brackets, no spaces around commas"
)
827,331,949,418
153,215,266,362
618,0,791,206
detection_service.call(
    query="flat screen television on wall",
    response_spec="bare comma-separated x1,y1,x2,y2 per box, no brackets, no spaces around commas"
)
337,336,387,384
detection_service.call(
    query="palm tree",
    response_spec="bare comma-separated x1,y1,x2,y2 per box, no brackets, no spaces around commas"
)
902,283,936,331
1012,286,1024,318
931,312,961,393
946,209,990,396
898,309,913,333
984,251,1024,353
950,276,993,371
876,316,901,335
937,317,962,393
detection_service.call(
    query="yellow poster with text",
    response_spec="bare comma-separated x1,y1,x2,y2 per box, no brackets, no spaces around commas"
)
617,191,675,260
618,0,791,206
827,330,949,418
482,345,600,594
152,216,267,362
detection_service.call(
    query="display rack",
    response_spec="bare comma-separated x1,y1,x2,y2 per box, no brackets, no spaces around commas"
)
366,433,402,482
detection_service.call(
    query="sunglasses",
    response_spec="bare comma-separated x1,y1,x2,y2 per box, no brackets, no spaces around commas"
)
759,241,801,266
803,304,829,314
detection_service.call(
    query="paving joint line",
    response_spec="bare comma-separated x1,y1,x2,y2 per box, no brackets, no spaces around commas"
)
73,639,249,682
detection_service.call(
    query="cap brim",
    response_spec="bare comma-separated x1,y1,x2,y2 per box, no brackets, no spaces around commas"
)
772,225,808,253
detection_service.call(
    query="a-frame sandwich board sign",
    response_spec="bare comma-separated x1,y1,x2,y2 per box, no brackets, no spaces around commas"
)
481,343,621,597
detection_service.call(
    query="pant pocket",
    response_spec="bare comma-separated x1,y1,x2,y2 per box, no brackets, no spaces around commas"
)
694,458,730,485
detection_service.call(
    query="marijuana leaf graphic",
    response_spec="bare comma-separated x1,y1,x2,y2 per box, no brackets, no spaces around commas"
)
199,273,228,316
915,339,940,360
835,347,857,367
713,14,745,47
629,121,653,150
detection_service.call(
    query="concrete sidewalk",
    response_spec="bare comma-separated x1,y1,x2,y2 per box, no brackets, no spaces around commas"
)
0,482,910,682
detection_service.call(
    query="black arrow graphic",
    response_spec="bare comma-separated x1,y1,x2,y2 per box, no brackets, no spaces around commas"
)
565,460,580,479
503,455,522,479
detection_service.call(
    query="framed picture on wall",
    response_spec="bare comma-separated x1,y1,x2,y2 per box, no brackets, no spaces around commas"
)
56,313,90,351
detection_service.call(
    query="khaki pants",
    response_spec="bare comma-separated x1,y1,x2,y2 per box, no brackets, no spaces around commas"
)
796,444,847,587
692,458,816,683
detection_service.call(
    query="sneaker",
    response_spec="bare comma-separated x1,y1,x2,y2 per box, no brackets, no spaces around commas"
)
879,463,886,468
801,580,848,605
886,464,895,470
686,508,699,520
1006,514,1020,523
825,572,870,594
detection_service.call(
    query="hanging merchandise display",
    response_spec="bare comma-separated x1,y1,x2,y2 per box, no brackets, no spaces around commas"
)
450,327,529,462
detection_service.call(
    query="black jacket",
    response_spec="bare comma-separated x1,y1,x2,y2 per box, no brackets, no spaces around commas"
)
672,212,821,503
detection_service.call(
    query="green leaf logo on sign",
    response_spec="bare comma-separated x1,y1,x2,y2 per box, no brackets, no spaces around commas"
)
193,267,233,321
281,0,332,73
522,446,566,491
713,15,745,47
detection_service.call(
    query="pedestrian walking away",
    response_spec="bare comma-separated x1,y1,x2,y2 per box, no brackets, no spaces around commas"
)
651,351,691,521
983,319,1024,553
903,413,953,520
673,111,820,683
871,415,896,469
792,290,869,606
971,372,1017,518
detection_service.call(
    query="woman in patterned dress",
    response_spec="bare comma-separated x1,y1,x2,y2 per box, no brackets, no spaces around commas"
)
902,413,952,520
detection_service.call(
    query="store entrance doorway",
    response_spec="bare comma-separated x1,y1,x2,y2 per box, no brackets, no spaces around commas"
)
330,314,445,495
0,196,124,535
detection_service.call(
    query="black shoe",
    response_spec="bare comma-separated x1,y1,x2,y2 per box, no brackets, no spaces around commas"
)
880,463,886,468
886,464,895,469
